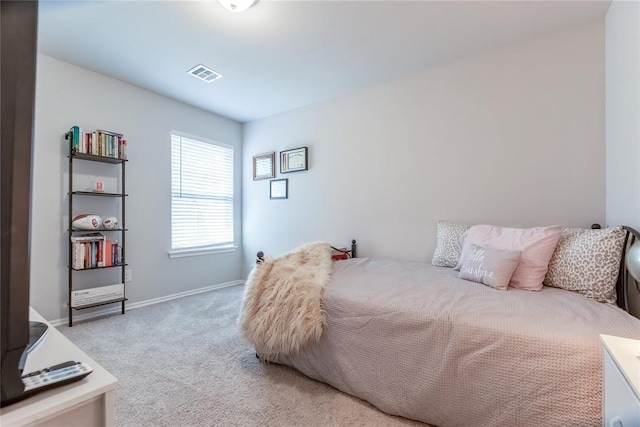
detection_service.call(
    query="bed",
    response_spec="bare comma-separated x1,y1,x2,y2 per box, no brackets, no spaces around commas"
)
241,224,640,427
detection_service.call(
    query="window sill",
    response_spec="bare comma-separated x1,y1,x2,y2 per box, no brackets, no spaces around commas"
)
168,246,237,258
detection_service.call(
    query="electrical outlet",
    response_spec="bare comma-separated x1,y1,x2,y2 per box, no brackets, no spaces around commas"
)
124,269,132,282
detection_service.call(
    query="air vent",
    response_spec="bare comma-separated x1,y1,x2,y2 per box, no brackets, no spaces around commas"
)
187,64,223,83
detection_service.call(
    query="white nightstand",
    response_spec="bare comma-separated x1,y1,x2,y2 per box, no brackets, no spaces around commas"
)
0,308,118,427
601,334,640,427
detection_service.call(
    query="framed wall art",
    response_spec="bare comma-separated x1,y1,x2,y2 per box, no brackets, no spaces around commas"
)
280,147,308,173
270,179,288,200
253,152,275,180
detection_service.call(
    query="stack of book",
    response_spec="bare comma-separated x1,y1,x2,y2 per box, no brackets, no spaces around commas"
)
69,126,127,159
71,233,122,269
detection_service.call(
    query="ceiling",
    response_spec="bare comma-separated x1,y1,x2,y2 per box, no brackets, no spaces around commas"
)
37,0,611,123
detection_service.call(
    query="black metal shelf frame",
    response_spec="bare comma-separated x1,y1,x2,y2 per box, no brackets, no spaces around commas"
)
70,228,128,233
70,263,128,272
70,191,128,198
72,298,128,311
66,130,127,326
70,150,127,164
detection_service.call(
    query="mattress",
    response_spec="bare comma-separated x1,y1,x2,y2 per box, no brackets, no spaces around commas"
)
273,257,640,427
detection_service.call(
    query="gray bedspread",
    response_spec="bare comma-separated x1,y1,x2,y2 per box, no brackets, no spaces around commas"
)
272,257,640,427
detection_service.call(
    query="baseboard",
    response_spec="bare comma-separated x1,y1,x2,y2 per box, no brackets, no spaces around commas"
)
50,280,245,327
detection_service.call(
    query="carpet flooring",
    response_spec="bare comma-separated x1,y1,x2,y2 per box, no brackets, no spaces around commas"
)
59,284,427,426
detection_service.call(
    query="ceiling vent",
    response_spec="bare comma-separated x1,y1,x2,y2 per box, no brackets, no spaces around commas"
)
187,64,223,83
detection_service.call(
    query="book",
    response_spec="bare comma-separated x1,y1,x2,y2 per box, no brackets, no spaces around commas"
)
91,241,97,268
91,131,97,154
70,232,104,242
104,239,113,267
83,243,88,269
112,240,122,265
98,242,103,267
95,133,101,156
72,243,81,269
71,283,124,307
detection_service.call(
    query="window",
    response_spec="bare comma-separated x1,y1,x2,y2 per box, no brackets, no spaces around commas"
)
170,133,234,256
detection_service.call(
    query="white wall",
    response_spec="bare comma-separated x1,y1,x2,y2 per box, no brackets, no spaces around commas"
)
605,0,640,317
605,0,640,229
32,54,243,321
242,22,605,273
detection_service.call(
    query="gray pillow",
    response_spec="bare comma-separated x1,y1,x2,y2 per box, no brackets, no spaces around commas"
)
458,244,522,291
543,227,626,303
432,221,470,268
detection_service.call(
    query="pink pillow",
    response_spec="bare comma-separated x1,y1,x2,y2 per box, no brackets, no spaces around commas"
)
455,224,562,291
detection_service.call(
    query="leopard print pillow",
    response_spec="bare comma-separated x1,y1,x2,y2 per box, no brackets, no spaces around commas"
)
432,221,470,268
543,227,626,303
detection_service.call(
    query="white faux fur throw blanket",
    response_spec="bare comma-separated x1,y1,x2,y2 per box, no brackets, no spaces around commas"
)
239,241,333,359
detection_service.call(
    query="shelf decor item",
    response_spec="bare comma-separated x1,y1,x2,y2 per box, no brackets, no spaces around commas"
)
253,152,275,180
280,146,308,173
72,214,103,230
103,216,119,230
270,179,288,200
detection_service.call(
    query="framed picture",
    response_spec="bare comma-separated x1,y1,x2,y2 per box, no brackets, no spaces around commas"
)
253,152,275,181
280,147,308,173
270,179,288,200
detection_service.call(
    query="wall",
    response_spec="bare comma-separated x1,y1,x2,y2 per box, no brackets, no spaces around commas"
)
242,22,605,273
32,54,243,321
605,0,640,316
605,0,640,229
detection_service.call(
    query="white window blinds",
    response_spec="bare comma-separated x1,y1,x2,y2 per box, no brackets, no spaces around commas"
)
171,134,234,251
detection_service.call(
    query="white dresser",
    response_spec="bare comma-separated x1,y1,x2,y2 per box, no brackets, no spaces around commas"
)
0,309,118,427
601,334,640,427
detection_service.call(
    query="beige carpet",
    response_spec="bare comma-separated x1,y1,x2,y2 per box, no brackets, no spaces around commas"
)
58,284,428,427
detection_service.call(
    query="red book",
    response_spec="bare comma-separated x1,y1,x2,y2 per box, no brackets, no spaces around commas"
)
104,240,113,267
84,243,90,269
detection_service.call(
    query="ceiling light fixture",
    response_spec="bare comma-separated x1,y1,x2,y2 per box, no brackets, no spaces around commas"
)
217,0,258,13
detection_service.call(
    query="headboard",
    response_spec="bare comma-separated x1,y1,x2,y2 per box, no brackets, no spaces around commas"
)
331,240,358,259
618,226,640,316
256,239,357,264
593,224,640,315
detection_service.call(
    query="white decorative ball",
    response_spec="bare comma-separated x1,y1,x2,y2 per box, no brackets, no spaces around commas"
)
103,217,119,230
